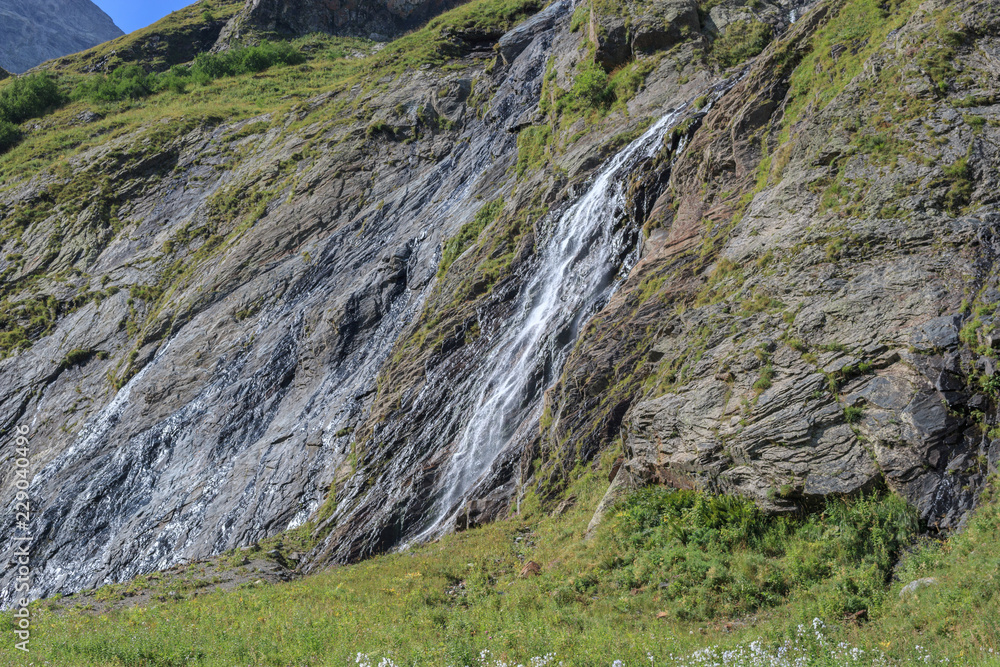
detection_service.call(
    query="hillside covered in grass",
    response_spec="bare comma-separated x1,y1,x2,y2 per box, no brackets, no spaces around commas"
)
6,461,1000,665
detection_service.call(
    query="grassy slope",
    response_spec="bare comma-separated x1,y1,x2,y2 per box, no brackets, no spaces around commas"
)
2,455,999,665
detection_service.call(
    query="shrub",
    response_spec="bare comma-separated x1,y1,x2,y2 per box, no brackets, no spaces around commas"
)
71,41,307,104
571,62,614,109
189,41,306,82
73,64,157,103
604,487,919,620
713,19,772,68
0,120,20,153
844,405,864,423
158,65,192,94
0,73,63,123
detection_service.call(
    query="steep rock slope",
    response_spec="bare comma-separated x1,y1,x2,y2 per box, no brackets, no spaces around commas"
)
0,0,123,73
1,0,995,610
0,0,785,604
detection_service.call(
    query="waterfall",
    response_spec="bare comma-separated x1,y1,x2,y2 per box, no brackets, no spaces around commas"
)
411,102,700,541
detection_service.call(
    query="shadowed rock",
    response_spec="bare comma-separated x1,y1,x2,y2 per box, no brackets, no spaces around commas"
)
218,0,469,44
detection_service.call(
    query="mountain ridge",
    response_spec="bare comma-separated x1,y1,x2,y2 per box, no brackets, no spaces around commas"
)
0,0,124,73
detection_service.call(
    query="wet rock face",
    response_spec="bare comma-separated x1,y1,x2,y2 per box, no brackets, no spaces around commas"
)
0,0,123,73
0,0,712,604
219,0,467,43
0,52,509,604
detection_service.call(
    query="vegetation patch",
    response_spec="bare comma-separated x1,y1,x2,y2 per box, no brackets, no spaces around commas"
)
438,198,505,277
12,464,996,665
712,19,772,68
606,487,918,621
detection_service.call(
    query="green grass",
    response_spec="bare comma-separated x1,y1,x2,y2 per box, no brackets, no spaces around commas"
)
712,19,772,68
783,0,918,130
605,487,919,621
6,458,1000,666
438,198,505,277
44,0,246,76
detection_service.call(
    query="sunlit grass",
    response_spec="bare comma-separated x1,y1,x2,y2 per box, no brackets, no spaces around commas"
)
5,453,1000,665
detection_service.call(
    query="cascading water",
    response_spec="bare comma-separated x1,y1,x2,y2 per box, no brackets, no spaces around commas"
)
412,100,705,541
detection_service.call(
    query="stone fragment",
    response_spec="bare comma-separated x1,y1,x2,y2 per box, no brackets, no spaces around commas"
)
899,577,938,599
520,561,541,578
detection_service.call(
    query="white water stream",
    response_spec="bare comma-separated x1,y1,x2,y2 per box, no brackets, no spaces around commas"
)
413,104,694,540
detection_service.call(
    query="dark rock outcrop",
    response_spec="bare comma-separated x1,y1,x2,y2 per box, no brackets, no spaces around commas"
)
0,0,123,73
218,0,468,44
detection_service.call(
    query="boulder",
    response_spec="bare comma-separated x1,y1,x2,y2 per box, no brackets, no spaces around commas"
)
899,577,938,599
520,561,541,577
631,0,701,56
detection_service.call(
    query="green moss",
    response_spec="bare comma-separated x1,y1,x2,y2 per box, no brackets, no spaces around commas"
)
438,198,505,277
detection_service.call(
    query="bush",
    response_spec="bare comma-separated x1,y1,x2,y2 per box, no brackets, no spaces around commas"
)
73,64,157,103
158,65,192,94
0,120,21,153
571,62,615,109
0,73,63,124
604,487,919,620
71,41,307,105
713,19,773,68
190,41,306,82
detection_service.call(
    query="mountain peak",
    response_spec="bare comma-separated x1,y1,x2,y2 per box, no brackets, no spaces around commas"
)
0,0,124,73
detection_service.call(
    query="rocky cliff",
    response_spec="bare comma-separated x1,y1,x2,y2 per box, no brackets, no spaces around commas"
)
0,0,123,73
218,0,469,43
0,0,998,609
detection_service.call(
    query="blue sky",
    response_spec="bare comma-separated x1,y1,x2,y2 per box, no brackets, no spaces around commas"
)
92,0,195,34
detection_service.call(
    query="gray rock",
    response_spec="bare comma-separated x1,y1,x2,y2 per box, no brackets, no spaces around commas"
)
899,577,938,599
497,0,567,65
217,0,468,45
906,315,962,352
631,0,700,56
